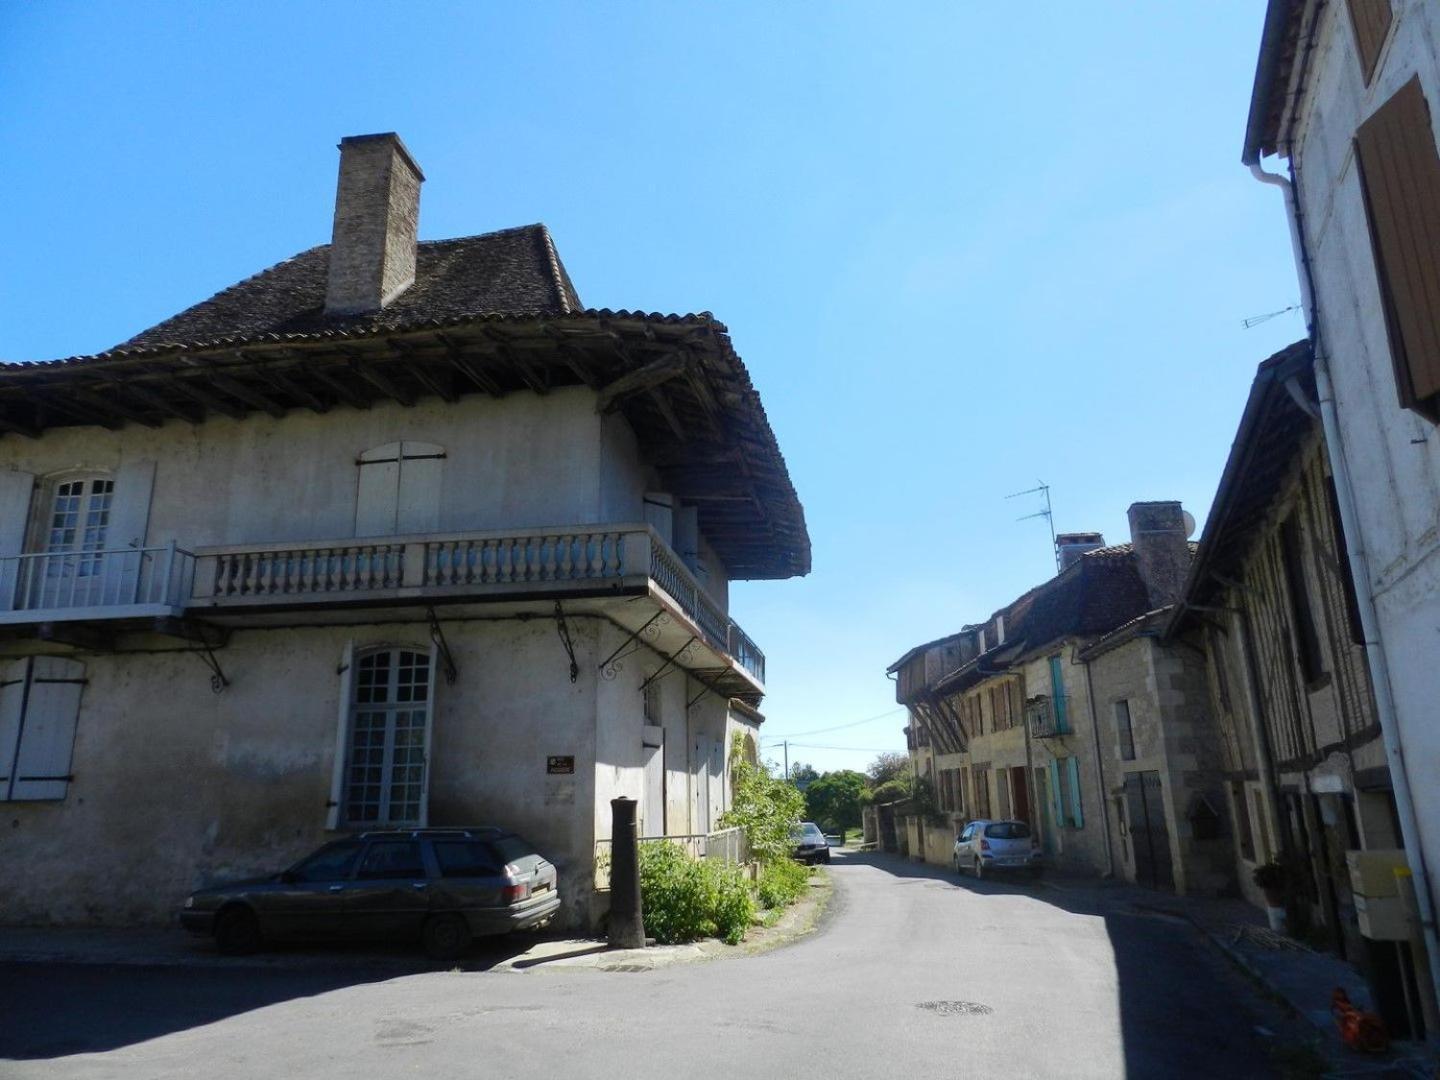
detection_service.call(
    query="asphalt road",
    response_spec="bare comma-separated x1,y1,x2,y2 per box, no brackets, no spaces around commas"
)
0,851,1279,1079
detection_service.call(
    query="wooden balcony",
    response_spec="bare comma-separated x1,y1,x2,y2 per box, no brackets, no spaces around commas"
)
187,524,765,689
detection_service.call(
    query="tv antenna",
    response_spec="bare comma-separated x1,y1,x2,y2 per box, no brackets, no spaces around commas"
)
1007,480,1058,571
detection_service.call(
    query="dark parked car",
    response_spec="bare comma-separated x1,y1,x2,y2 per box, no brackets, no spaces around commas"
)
180,827,560,960
791,821,831,864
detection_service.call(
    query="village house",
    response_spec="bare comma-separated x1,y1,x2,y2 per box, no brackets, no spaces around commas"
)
889,504,1233,894
0,133,809,931
1243,0,1440,1005
1168,341,1419,1035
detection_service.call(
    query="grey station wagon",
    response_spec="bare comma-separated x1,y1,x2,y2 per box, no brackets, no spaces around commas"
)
180,828,560,960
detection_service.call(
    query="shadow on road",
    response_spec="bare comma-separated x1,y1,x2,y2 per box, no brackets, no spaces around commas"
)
838,850,1275,1080
0,932,546,1062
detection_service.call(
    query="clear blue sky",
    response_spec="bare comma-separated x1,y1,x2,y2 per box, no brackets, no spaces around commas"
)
1,3,1301,774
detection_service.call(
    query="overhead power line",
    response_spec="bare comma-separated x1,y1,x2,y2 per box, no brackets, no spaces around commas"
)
760,706,906,741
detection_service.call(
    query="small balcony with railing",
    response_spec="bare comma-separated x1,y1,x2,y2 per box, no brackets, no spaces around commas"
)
0,544,196,629
1025,694,1072,739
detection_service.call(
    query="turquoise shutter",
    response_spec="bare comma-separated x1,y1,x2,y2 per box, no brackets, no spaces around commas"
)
1066,757,1083,828
1048,760,1063,828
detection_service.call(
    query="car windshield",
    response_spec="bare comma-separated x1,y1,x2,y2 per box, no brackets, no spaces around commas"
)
801,823,825,843
489,835,537,865
985,822,1032,840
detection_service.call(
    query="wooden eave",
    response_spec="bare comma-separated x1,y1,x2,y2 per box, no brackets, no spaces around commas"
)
0,310,810,580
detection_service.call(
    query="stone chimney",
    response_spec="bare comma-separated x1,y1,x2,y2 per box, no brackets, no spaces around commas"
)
324,133,425,316
1128,501,1192,609
1056,532,1105,571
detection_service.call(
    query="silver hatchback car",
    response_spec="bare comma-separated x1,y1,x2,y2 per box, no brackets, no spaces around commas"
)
953,819,1042,880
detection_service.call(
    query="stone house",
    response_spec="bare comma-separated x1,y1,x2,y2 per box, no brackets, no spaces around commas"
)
0,133,809,931
1243,0,1440,1004
890,504,1232,893
1167,341,1412,1024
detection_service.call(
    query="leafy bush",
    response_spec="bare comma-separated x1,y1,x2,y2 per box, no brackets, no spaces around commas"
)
757,857,810,909
637,840,756,946
720,734,805,863
866,777,912,805
711,864,757,945
805,769,869,832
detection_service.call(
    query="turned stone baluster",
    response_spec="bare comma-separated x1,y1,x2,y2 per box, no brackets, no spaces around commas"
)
559,535,575,580
542,535,558,581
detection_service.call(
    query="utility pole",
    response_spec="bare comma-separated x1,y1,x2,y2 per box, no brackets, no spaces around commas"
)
783,740,789,782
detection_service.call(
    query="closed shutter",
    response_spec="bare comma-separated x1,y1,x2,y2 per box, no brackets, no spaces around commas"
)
1346,0,1392,85
1355,77,1440,420
10,657,85,800
1,656,86,802
108,460,156,550
1066,757,1084,829
355,443,445,536
1048,760,1064,828
326,642,356,830
0,471,35,611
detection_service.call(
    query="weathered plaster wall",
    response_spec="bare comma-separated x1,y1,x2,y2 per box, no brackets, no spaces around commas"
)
1290,0,1440,909
0,615,623,930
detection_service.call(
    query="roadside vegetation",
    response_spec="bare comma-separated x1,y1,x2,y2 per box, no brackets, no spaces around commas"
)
636,734,825,945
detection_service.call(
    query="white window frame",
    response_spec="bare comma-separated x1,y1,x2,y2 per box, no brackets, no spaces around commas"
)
327,642,437,830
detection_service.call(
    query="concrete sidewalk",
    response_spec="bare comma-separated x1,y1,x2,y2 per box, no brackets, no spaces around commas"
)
1035,873,1437,1075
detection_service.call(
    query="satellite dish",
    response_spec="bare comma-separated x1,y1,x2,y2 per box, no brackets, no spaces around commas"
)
1182,510,1197,538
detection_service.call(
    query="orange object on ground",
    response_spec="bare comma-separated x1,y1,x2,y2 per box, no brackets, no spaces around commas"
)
1331,987,1390,1053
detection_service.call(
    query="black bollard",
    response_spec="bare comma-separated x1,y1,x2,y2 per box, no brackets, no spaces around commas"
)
608,796,646,949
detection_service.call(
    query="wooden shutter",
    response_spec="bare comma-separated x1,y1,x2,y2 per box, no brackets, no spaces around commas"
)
0,471,35,612
108,460,156,551
0,659,27,798
9,657,85,800
1346,0,1392,85
1066,757,1084,829
396,442,444,533
1355,77,1440,419
326,642,356,829
1048,760,1063,829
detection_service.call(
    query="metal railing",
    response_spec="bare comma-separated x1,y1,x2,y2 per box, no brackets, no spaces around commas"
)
594,827,750,890
649,541,765,685
0,544,195,616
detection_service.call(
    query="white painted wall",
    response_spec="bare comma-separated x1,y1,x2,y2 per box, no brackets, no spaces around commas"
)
1284,0,1440,925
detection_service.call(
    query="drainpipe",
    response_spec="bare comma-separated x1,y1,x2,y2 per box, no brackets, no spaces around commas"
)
1080,654,1116,877
1249,158,1440,1009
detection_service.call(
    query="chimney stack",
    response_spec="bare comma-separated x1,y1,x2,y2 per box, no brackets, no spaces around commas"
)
1127,501,1192,609
325,133,425,316
1056,532,1105,571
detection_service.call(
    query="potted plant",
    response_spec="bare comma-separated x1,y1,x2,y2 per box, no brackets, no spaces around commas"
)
1253,860,1288,932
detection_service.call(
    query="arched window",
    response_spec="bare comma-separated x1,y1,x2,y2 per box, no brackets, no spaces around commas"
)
340,646,433,827
355,442,444,536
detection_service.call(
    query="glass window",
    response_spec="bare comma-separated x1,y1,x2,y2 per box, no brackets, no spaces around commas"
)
343,648,431,827
434,841,502,878
1115,700,1136,761
357,840,426,880
489,835,535,865
291,840,364,883
985,822,1032,840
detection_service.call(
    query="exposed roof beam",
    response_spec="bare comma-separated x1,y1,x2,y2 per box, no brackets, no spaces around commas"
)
647,387,687,441
211,374,287,419
351,360,415,407
170,377,246,420
258,369,330,414
310,367,373,411
111,381,203,425
595,355,689,413
73,387,161,429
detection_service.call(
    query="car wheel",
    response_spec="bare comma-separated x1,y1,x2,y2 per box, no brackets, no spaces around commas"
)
821,850,831,864
953,854,963,876
422,913,473,961
214,907,261,956
972,856,984,881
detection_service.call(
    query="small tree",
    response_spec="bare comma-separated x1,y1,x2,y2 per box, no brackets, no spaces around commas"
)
867,752,910,786
805,770,870,832
720,733,805,863
789,761,820,785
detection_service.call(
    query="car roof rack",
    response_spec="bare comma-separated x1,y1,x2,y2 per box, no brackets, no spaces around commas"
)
357,826,507,840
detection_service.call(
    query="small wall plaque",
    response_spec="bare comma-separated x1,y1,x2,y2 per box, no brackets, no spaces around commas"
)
547,755,575,775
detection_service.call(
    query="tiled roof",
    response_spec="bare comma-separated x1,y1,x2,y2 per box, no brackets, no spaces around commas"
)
122,225,581,349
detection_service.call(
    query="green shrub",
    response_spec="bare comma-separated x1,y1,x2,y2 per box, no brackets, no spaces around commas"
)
719,733,805,863
757,857,809,909
711,863,757,945
636,840,755,945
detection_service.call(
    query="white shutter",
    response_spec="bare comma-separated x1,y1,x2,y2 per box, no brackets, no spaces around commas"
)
396,442,443,533
8,656,85,801
0,659,28,797
355,444,401,537
326,642,356,829
108,460,156,549
419,641,439,827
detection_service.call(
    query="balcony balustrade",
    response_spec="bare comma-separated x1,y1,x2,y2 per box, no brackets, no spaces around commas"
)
0,544,195,623
1025,695,1071,739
